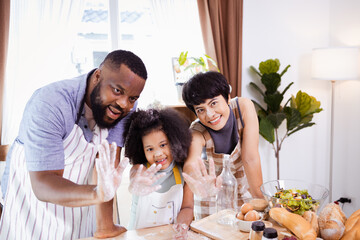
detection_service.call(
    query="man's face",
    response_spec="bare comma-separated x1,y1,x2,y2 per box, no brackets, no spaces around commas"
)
90,64,145,128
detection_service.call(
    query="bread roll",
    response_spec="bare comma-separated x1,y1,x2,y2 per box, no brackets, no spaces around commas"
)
269,207,317,240
342,209,360,240
318,203,346,240
303,211,319,236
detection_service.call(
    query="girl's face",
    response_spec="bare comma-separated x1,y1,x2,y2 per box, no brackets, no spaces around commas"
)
142,129,173,170
194,95,230,131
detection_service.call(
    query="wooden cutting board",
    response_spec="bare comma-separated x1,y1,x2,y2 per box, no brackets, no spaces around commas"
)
190,209,293,240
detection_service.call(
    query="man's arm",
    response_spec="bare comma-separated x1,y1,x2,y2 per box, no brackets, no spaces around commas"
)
94,146,127,239
29,169,100,207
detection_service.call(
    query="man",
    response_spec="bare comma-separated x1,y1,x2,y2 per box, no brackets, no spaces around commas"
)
0,50,147,239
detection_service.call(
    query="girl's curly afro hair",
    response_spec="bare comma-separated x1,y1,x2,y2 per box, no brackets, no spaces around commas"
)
123,108,192,166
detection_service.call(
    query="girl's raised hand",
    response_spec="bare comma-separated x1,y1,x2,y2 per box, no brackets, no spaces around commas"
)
128,163,165,196
182,157,222,198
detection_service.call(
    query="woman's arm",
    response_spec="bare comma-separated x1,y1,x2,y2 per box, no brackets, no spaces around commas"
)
183,131,205,175
238,97,263,198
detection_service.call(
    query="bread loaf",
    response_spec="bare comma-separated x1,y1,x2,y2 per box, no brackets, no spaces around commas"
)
341,209,360,240
269,207,317,240
303,211,319,236
318,203,346,240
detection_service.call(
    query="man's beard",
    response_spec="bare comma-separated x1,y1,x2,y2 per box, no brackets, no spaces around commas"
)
90,84,123,129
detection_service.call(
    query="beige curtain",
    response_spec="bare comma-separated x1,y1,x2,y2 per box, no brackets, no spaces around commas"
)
0,0,10,144
197,0,243,98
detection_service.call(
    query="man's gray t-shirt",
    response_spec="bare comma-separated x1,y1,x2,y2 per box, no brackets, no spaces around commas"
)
1,70,136,197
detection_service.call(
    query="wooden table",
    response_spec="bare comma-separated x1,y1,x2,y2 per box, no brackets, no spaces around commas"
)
81,210,294,240
80,224,210,240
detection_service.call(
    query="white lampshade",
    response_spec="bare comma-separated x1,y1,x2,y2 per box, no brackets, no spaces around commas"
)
312,47,360,81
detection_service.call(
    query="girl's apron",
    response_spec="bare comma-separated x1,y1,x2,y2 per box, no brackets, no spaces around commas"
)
0,124,107,240
133,164,183,229
191,98,252,220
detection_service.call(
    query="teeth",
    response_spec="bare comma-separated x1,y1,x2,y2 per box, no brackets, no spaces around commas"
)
210,116,220,123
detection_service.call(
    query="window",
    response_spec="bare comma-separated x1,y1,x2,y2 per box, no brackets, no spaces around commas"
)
3,0,204,143
72,0,205,108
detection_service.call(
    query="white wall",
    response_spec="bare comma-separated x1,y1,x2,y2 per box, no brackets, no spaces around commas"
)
330,0,360,217
242,0,360,217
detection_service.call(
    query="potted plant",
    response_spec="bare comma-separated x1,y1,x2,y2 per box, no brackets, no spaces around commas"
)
172,51,219,102
250,59,323,180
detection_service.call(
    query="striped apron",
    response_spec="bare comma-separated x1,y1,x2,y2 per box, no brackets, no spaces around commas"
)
191,98,252,220
0,124,108,240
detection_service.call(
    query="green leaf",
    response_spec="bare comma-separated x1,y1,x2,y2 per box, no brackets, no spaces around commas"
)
257,109,267,119
259,117,275,143
249,82,265,97
300,114,313,124
292,91,322,118
284,107,301,131
250,66,262,77
261,73,281,94
184,63,198,71
288,122,315,136
178,51,188,65
264,92,283,113
280,64,291,77
281,82,294,96
267,112,286,128
259,59,280,75
205,54,220,72
251,100,266,113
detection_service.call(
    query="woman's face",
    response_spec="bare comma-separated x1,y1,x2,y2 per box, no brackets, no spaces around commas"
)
142,130,173,170
193,95,230,131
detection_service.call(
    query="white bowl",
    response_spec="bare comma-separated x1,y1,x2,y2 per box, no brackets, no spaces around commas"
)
234,212,265,232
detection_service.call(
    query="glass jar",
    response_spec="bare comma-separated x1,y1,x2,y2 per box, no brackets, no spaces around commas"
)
249,221,265,240
216,154,238,212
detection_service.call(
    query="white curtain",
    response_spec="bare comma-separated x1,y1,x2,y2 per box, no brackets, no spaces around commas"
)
2,0,84,144
134,0,205,108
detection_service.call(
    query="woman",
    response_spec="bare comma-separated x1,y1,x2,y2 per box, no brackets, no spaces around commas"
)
181,71,263,220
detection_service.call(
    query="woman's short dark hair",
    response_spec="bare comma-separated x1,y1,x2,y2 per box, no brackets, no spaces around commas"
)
101,49,147,80
182,71,230,113
124,108,192,166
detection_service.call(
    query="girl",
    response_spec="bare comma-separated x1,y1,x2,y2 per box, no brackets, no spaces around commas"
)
124,108,194,233
181,71,264,220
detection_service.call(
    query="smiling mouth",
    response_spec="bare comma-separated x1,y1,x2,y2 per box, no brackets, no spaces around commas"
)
209,115,221,125
107,106,123,120
155,158,167,165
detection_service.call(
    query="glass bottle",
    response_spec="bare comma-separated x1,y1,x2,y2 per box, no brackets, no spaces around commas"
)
250,221,265,240
216,154,238,212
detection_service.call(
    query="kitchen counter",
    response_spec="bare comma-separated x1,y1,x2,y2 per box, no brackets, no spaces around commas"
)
80,224,210,240
81,210,294,240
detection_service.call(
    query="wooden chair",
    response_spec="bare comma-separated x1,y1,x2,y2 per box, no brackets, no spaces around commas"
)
0,145,9,218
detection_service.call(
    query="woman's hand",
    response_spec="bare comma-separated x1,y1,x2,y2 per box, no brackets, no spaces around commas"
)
95,140,129,202
128,163,165,196
182,157,222,198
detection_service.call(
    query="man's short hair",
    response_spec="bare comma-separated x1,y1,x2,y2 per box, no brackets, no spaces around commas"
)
101,50,147,80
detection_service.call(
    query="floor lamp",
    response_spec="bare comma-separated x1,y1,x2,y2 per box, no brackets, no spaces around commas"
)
311,47,360,202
